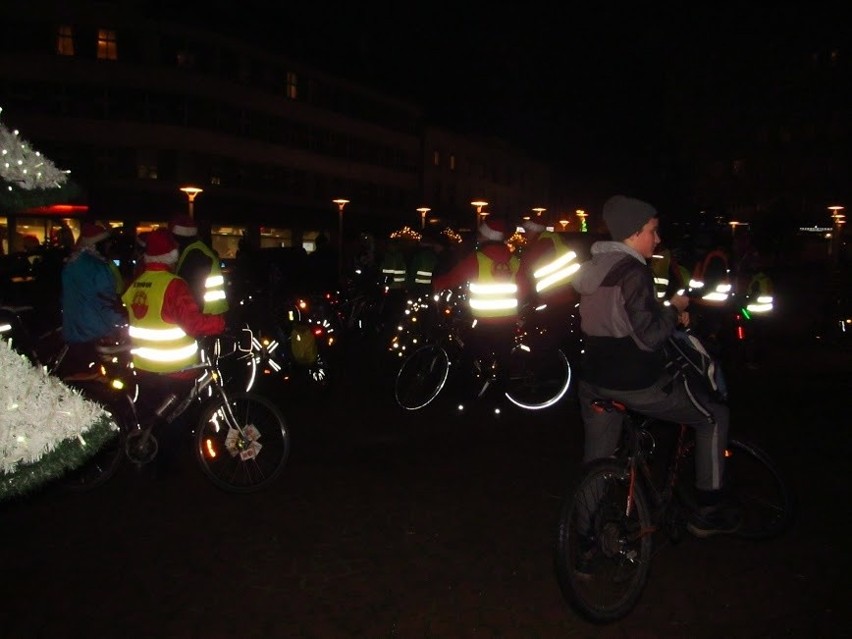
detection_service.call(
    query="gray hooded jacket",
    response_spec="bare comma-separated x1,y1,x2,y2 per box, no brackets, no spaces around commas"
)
573,241,679,390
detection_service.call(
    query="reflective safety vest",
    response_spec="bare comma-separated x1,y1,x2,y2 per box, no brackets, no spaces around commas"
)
176,241,229,315
381,249,407,289
745,272,774,314
651,251,672,300
531,232,580,297
409,249,438,287
468,252,519,319
122,271,199,373
689,249,732,305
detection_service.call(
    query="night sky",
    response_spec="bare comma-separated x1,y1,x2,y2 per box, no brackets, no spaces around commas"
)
156,3,844,182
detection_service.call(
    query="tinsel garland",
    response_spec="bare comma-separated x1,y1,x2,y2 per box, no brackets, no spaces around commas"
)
0,339,118,500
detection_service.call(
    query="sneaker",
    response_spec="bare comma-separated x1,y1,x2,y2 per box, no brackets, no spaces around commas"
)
687,501,742,538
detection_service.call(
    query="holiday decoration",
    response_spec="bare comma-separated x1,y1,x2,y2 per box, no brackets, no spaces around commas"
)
0,106,69,191
0,339,118,501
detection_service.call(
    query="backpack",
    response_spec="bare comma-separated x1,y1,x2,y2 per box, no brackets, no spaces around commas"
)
664,332,728,402
290,323,318,366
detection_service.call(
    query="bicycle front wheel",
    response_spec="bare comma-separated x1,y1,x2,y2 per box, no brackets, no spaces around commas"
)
394,344,450,410
505,346,572,410
725,438,794,540
195,393,290,493
555,459,653,623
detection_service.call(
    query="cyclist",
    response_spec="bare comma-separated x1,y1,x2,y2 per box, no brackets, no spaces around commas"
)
571,195,740,538
516,216,580,349
432,217,519,405
169,214,229,319
60,222,127,376
122,228,226,472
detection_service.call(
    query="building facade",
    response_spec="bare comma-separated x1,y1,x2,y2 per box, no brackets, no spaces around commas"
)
0,0,556,263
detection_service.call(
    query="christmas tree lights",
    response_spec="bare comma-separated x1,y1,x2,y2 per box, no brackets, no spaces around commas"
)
0,106,69,192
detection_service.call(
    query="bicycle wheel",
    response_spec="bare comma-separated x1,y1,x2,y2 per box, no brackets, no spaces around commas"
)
676,437,794,540
505,346,571,410
725,438,794,540
555,459,653,623
394,344,450,410
195,393,290,493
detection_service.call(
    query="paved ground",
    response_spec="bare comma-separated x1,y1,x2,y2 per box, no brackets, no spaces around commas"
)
1,270,850,638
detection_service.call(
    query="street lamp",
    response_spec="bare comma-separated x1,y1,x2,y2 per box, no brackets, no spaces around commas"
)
333,198,349,279
417,207,431,230
558,218,569,231
576,209,588,232
471,200,488,226
532,207,546,218
179,186,203,218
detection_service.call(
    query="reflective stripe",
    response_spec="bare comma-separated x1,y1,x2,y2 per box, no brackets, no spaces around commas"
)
536,262,580,293
654,276,669,298
0,323,11,333
414,269,433,284
470,282,518,295
469,298,518,311
132,342,199,363
206,274,224,288
533,250,577,279
128,325,189,341
746,295,774,313
204,289,227,302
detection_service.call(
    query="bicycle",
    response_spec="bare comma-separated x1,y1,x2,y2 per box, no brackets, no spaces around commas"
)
554,399,794,623
393,289,573,412
122,330,291,493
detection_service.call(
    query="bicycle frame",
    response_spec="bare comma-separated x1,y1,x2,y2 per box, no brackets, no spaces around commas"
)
621,417,693,537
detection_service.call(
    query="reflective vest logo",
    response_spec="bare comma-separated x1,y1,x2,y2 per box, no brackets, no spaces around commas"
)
492,261,513,280
131,289,149,319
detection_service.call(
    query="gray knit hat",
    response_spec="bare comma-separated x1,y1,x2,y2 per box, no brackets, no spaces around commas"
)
602,195,658,240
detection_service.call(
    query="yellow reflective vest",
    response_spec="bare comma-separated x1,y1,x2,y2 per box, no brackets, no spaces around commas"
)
530,232,579,297
468,252,520,319
176,240,229,315
122,271,199,373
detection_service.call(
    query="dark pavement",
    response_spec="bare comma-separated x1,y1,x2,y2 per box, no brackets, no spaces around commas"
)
1,278,850,638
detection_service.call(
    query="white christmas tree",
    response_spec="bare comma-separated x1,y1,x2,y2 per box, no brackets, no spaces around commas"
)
0,105,69,192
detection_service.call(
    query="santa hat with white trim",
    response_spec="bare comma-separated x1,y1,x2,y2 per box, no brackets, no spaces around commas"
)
144,228,179,265
169,214,198,238
78,222,111,247
478,217,508,242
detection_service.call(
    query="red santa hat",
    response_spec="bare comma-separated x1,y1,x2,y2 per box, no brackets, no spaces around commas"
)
478,217,507,242
169,214,198,238
78,222,111,247
144,228,179,264
522,218,547,233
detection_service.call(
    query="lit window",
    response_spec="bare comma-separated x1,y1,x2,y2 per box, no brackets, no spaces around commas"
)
433,150,440,166
286,71,298,100
57,25,75,56
97,28,118,61
449,154,456,171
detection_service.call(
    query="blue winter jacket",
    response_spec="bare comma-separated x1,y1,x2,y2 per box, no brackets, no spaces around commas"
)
61,250,125,342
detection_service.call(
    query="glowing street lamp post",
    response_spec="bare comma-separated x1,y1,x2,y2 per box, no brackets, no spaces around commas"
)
828,205,845,265
333,198,349,279
576,209,588,232
417,207,431,230
471,200,488,227
532,207,546,220
180,186,203,218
